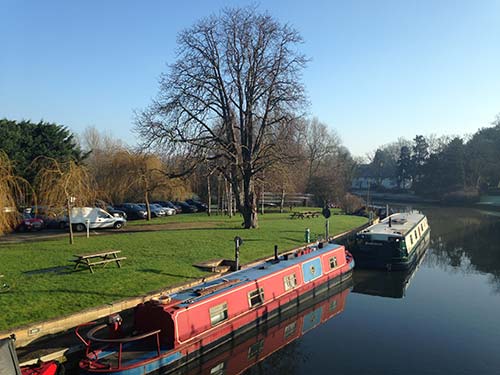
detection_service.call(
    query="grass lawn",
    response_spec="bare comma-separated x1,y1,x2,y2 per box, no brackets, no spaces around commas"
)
0,210,366,331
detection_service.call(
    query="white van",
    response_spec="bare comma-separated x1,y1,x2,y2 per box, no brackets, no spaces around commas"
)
69,207,126,232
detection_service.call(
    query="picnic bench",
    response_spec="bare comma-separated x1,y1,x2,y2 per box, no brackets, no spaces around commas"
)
71,250,126,273
289,211,321,219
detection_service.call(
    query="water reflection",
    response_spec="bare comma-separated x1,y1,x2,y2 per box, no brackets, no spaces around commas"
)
168,281,353,375
422,206,500,292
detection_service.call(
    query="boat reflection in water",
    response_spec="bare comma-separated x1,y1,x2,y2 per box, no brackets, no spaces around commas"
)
353,230,430,298
168,281,352,375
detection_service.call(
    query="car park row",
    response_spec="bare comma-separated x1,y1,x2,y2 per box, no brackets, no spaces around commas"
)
9,199,207,233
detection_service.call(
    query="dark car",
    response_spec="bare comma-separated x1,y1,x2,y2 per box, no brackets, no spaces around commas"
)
173,201,198,213
113,203,147,220
185,199,208,212
106,206,127,219
153,200,182,214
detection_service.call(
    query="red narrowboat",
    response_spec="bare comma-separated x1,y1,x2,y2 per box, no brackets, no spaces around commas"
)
77,242,354,375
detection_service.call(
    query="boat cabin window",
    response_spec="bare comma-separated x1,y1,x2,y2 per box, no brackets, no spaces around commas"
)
248,288,265,307
209,302,228,326
284,274,297,291
329,256,338,269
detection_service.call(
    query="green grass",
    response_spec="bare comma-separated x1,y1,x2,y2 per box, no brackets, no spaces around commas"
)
0,210,366,331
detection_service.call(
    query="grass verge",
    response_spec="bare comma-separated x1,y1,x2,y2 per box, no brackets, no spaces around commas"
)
0,210,366,331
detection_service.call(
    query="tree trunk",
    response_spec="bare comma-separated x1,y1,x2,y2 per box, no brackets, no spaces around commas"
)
223,176,228,216
145,191,151,221
227,180,233,218
207,174,211,216
217,175,222,215
280,188,285,213
67,198,74,245
260,188,264,215
241,173,258,228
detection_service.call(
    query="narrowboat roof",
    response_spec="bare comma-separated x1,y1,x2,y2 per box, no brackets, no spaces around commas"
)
169,243,344,308
359,211,425,237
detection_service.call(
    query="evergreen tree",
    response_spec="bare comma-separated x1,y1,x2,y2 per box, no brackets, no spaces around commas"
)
397,145,412,189
411,135,429,184
0,119,86,184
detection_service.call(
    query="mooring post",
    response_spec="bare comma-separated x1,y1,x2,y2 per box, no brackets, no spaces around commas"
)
274,245,278,261
234,236,242,271
325,219,330,241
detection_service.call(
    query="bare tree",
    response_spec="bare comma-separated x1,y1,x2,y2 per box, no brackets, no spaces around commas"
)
129,152,187,220
35,158,95,244
302,117,341,182
0,152,33,235
136,7,307,228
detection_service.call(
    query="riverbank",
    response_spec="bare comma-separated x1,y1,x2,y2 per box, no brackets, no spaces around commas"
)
0,210,366,334
353,189,500,211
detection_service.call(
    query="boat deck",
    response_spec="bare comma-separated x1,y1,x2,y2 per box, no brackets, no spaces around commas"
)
360,212,424,237
173,243,343,307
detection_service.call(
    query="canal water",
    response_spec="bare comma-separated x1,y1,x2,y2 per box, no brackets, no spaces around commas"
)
219,205,500,375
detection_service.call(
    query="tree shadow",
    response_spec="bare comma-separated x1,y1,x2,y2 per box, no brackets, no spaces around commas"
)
20,288,132,299
282,237,303,243
23,266,72,275
138,268,196,279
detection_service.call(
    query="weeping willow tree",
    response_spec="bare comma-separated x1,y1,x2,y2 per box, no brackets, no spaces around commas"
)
0,152,33,235
34,157,96,244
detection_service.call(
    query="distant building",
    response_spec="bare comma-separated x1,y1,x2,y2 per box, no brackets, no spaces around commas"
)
351,164,400,190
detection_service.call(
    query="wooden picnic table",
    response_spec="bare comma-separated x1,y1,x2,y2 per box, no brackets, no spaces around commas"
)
71,250,126,273
289,211,320,219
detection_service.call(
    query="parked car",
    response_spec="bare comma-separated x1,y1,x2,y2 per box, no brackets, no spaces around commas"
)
137,203,166,218
25,206,68,229
14,213,44,232
173,201,198,213
106,206,127,219
185,199,208,212
153,200,181,214
68,207,126,232
149,203,176,216
113,203,147,220
94,200,128,220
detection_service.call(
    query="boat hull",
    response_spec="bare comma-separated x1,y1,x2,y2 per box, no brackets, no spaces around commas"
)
351,228,430,270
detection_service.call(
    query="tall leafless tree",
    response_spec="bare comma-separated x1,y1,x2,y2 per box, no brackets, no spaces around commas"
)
35,157,95,244
136,7,307,228
302,117,341,183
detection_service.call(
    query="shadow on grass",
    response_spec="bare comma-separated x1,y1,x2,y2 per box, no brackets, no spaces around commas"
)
20,288,133,298
23,266,72,275
139,268,196,279
124,226,244,234
282,237,304,243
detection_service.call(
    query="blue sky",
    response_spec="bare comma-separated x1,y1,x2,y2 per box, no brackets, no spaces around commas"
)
1,0,499,156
